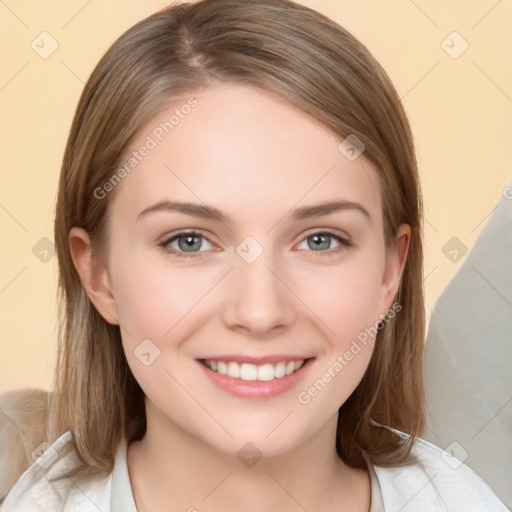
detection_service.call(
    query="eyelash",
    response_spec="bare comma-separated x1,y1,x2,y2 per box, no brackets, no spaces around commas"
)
158,229,352,259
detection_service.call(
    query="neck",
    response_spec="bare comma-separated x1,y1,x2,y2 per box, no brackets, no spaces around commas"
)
127,403,371,512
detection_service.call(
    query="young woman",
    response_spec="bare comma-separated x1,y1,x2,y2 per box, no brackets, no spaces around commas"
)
1,0,507,510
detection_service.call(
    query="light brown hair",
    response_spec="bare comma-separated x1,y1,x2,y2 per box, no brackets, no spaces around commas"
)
44,0,424,476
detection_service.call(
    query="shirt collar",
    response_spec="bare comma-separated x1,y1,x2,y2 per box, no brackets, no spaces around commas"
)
110,437,138,511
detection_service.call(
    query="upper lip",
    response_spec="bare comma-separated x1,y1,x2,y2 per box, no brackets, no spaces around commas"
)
198,355,313,365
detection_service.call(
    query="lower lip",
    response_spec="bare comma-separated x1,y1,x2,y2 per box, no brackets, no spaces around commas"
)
196,359,314,399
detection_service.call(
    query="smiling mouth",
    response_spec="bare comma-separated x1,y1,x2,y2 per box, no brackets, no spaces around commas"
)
201,358,308,382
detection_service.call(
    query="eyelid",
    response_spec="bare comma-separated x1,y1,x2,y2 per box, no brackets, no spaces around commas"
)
159,228,221,244
300,227,352,243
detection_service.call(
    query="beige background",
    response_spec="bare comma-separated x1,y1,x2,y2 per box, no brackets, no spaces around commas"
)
1,0,511,393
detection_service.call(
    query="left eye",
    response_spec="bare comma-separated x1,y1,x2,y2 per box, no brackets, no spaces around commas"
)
296,231,351,254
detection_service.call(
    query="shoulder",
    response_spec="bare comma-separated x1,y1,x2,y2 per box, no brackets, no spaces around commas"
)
371,430,509,511
0,430,112,511
0,388,51,499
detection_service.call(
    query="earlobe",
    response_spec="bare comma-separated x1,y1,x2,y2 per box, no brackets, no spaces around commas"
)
68,227,119,325
380,224,411,310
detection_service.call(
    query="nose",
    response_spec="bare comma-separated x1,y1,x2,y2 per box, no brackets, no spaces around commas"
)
222,248,297,337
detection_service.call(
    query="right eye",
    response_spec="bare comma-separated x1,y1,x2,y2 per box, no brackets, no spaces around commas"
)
159,231,216,258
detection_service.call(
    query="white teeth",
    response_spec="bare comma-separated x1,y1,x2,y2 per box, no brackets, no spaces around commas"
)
240,363,258,381
217,361,227,375
204,359,306,381
227,362,240,379
274,362,286,378
257,364,275,381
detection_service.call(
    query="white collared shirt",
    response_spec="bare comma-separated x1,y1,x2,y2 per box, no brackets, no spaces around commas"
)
1,429,508,511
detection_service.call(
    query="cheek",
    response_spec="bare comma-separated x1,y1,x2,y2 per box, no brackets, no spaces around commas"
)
112,250,217,342
292,254,385,404
112,257,215,404
296,253,385,343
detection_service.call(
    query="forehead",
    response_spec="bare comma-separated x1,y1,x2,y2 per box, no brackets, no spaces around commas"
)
109,83,382,227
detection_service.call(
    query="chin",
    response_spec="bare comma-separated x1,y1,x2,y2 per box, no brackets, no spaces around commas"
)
194,419,312,461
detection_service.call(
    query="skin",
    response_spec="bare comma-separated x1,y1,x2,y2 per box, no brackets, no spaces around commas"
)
70,82,410,512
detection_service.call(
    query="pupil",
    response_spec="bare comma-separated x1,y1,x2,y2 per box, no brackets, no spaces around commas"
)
180,235,200,251
311,233,329,250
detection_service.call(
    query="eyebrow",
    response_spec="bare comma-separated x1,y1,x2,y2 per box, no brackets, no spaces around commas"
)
137,199,372,223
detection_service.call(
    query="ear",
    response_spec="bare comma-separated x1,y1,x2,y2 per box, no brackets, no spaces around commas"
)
68,227,119,325
378,223,411,314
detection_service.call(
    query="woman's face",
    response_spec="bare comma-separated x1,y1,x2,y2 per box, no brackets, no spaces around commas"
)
80,82,408,457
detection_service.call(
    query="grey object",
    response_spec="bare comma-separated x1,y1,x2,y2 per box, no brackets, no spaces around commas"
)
424,182,512,509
